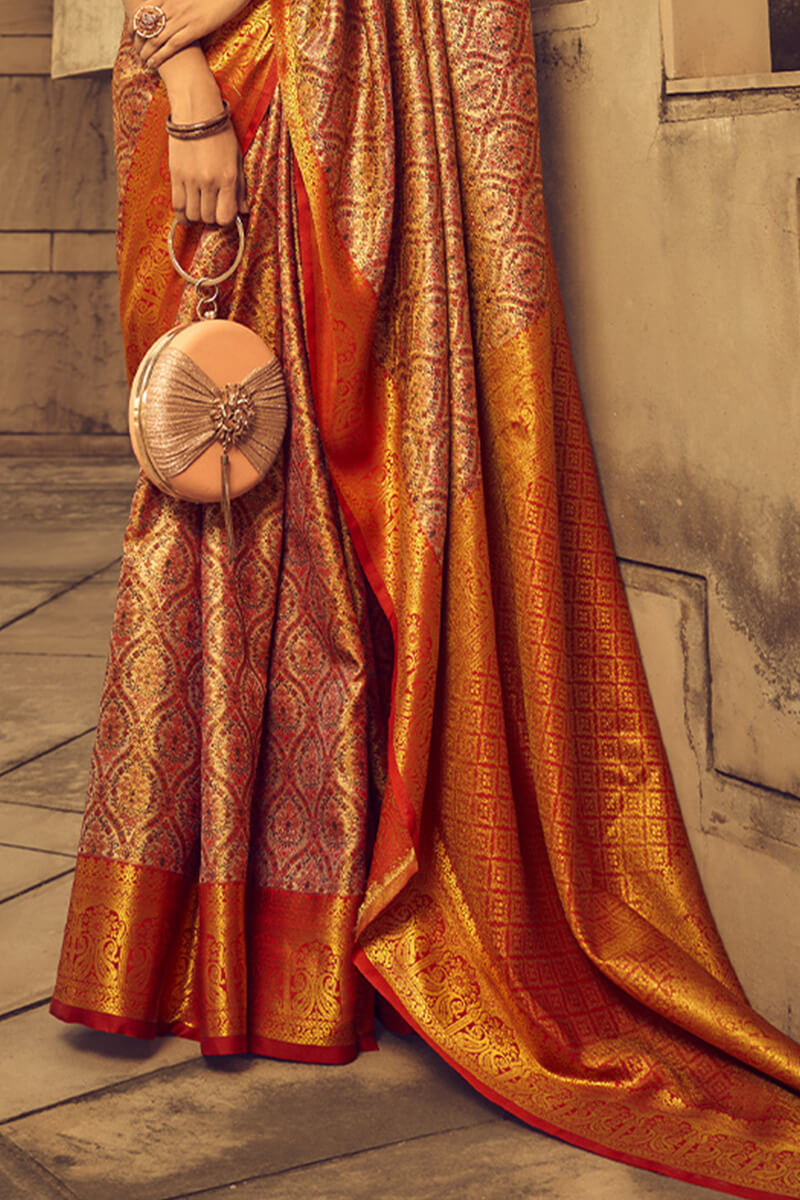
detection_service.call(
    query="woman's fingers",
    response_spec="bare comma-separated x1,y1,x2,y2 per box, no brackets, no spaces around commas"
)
200,182,219,226
133,0,250,61
141,28,195,71
216,177,238,227
183,185,202,224
169,127,243,227
171,177,190,225
133,12,173,61
134,9,195,69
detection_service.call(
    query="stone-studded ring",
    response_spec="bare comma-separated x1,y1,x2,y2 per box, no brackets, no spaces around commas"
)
132,5,168,40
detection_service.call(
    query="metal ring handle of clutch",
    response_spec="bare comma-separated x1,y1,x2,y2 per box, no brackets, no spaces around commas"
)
167,216,246,286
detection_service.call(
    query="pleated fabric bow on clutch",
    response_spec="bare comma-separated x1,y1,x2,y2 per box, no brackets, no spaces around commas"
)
128,218,288,551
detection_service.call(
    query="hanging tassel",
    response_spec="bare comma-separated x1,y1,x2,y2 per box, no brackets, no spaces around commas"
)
220,450,236,557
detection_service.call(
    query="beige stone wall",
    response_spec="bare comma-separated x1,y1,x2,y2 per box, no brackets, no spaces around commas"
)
51,0,121,77
661,0,771,78
0,0,128,454
534,0,800,1034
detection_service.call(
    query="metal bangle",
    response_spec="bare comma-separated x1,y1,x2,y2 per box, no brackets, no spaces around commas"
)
166,100,231,135
166,120,232,142
168,216,246,287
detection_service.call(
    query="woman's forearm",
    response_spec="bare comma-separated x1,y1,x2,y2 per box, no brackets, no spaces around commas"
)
123,2,246,225
157,46,223,123
122,2,221,121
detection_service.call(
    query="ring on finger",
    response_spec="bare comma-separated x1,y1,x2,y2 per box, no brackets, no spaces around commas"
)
132,5,167,39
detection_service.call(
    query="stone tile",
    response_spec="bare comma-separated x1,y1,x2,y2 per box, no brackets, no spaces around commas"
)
0,654,105,772
0,803,82,855
52,233,116,273
0,845,73,902
0,273,127,435
0,458,136,494
0,1131,73,1200
0,0,52,37
0,1004,197,1123
88,561,122,585
0,580,117,656
4,1034,496,1200
193,1120,715,1200
0,464,133,526
0,434,134,458
0,35,51,75
0,460,133,584
622,570,706,841
0,873,73,1013
698,835,800,1042
0,232,50,272
0,77,116,230
0,530,124,584
0,583,60,626
0,731,93,813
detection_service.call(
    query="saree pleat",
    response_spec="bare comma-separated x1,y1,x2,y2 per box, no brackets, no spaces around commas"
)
52,12,386,1059
51,1,800,1194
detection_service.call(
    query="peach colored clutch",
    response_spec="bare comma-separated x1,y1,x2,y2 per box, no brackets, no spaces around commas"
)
128,219,287,551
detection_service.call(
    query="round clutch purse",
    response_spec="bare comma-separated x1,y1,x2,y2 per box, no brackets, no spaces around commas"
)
128,218,288,552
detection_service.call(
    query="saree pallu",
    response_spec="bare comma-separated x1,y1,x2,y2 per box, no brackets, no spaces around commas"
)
51,1,800,1195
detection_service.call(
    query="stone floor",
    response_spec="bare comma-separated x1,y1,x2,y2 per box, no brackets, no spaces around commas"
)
0,457,717,1200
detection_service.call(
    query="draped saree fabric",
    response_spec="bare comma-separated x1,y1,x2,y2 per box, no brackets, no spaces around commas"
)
51,2,800,1196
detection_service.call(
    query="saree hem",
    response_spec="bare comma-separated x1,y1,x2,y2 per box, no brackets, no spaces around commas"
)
49,998,374,1062
352,950,795,1200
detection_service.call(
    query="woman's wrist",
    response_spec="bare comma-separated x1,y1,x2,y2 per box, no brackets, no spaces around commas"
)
157,46,223,124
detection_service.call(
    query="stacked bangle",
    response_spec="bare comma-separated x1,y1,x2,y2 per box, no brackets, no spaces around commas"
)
166,100,231,141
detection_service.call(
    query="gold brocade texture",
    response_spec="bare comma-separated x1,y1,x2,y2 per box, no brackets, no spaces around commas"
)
50,0,800,1195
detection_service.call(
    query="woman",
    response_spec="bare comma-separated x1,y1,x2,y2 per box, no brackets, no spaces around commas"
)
52,1,800,1195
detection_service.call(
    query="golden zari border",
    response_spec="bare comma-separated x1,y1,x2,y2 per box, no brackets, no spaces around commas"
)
51,856,368,1059
359,835,800,1200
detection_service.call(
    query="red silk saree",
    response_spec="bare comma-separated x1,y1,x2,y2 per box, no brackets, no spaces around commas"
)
52,2,800,1196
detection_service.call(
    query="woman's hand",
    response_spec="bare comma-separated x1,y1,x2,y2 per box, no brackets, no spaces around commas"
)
131,0,250,71
169,123,247,226
160,47,248,226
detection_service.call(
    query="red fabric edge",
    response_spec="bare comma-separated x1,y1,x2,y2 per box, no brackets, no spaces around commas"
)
50,998,374,1063
291,152,419,854
352,951,793,1200
50,999,160,1041
238,53,278,152
245,1034,360,1064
